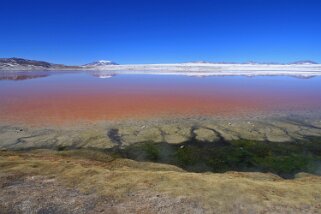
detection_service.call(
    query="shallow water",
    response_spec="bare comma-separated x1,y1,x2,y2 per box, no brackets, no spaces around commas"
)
1,71,321,125
1,72,321,176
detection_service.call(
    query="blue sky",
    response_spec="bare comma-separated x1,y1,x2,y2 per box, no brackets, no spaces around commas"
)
0,0,320,65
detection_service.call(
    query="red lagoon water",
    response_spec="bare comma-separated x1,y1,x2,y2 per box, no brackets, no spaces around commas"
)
0,72,321,125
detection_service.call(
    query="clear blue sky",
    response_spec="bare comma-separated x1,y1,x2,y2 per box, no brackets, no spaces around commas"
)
1,0,320,65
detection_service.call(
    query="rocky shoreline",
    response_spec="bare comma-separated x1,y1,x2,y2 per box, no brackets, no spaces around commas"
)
1,113,321,176
2,113,321,149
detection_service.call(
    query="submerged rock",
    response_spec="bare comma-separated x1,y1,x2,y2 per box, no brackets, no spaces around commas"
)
193,128,219,142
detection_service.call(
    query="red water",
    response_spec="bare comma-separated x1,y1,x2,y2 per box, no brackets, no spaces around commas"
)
0,72,320,125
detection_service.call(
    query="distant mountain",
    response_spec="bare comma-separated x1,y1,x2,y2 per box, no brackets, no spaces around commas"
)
0,58,52,67
186,60,320,65
186,61,215,64
0,57,119,71
0,57,78,70
291,60,318,65
83,60,118,67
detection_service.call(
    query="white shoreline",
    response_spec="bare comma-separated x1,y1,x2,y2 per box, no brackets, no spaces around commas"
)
86,63,321,77
92,70,321,77
2,63,321,77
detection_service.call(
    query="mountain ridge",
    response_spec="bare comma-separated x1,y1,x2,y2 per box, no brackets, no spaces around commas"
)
0,57,320,71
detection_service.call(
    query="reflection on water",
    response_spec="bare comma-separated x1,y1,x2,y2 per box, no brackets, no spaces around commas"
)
1,71,321,125
0,71,49,81
0,71,117,81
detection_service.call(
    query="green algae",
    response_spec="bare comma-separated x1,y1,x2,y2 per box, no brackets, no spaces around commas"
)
120,137,321,178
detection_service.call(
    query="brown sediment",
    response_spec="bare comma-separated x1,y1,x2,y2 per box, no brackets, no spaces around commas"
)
0,92,262,125
0,90,320,125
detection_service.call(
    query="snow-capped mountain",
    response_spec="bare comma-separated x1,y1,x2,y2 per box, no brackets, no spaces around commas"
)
0,58,52,67
0,57,118,70
0,57,77,70
83,60,118,67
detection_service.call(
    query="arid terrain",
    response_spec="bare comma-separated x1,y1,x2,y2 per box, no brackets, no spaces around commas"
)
1,149,321,214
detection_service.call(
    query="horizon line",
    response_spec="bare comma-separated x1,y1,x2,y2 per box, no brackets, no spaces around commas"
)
0,57,319,66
